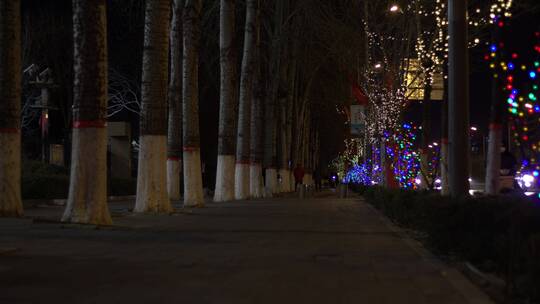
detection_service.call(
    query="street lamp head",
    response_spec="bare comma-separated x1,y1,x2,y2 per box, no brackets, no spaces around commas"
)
389,4,401,13
374,63,382,69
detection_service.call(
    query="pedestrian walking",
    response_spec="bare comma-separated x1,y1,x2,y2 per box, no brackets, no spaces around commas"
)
293,164,305,191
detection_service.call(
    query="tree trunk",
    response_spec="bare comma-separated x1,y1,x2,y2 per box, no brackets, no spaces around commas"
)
278,100,289,192
249,1,264,199
182,0,204,207
441,62,449,195
303,114,313,186
62,0,111,224
485,124,502,194
135,0,172,213
0,0,23,217
420,78,432,189
167,0,184,201
264,0,285,197
249,87,264,198
235,0,257,200
485,29,503,195
277,30,290,193
284,57,297,192
214,0,237,202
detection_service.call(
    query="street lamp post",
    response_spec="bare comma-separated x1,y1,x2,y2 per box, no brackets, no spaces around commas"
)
448,0,470,197
28,67,58,164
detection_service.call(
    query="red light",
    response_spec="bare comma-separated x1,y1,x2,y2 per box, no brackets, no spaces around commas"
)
507,76,514,82
536,32,540,38
523,135,529,141
506,84,513,90
498,21,504,27
512,53,518,59
484,55,490,61
529,109,534,114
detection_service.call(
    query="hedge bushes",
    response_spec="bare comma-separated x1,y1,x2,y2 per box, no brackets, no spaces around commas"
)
22,174,70,200
22,161,70,199
22,161,136,199
109,178,137,196
353,185,540,302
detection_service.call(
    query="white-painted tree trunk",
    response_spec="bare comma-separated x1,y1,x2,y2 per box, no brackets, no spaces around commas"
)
183,148,204,207
63,0,110,224
63,128,111,224
137,0,171,213
441,139,449,195
182,0,204,207
167,0,184,202
304,174,313,186
289,170,295,191
279,169,291,192
0,133,22,217
214,155,235,201
167,158,182,200
250,163,263,198
235,163,250,200
418,150,429,190
265,168,278,196
235,0,257,200
485,126,502,195
214,0,238,202
135,136,172,213
0,0,22,217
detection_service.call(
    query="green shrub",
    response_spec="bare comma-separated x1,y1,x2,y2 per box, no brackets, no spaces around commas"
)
21,160,136,199
22,174,70,200
109,178,136,196
23,160,69,176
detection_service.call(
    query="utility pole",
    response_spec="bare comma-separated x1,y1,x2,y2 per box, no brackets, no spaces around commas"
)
448,0,470,197
28,66,58,163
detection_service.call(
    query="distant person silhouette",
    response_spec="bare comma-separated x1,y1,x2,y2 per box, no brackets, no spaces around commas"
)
500,146,517,176
293,164,305,191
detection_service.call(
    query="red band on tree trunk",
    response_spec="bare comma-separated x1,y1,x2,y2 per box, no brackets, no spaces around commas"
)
489,123,503,130
441,138,449,144
183,146,199,152
168,156,181,161
236,160,250,165
0,128,20,134
73,120,107,129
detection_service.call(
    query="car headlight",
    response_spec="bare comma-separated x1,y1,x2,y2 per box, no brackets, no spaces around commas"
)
523,174,535,184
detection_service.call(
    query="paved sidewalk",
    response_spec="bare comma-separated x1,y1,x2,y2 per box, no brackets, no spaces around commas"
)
0,192,492,304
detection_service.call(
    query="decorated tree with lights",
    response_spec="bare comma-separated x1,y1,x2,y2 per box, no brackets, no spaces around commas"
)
361,1,419,186
494,32,540,182
410,0,447,189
